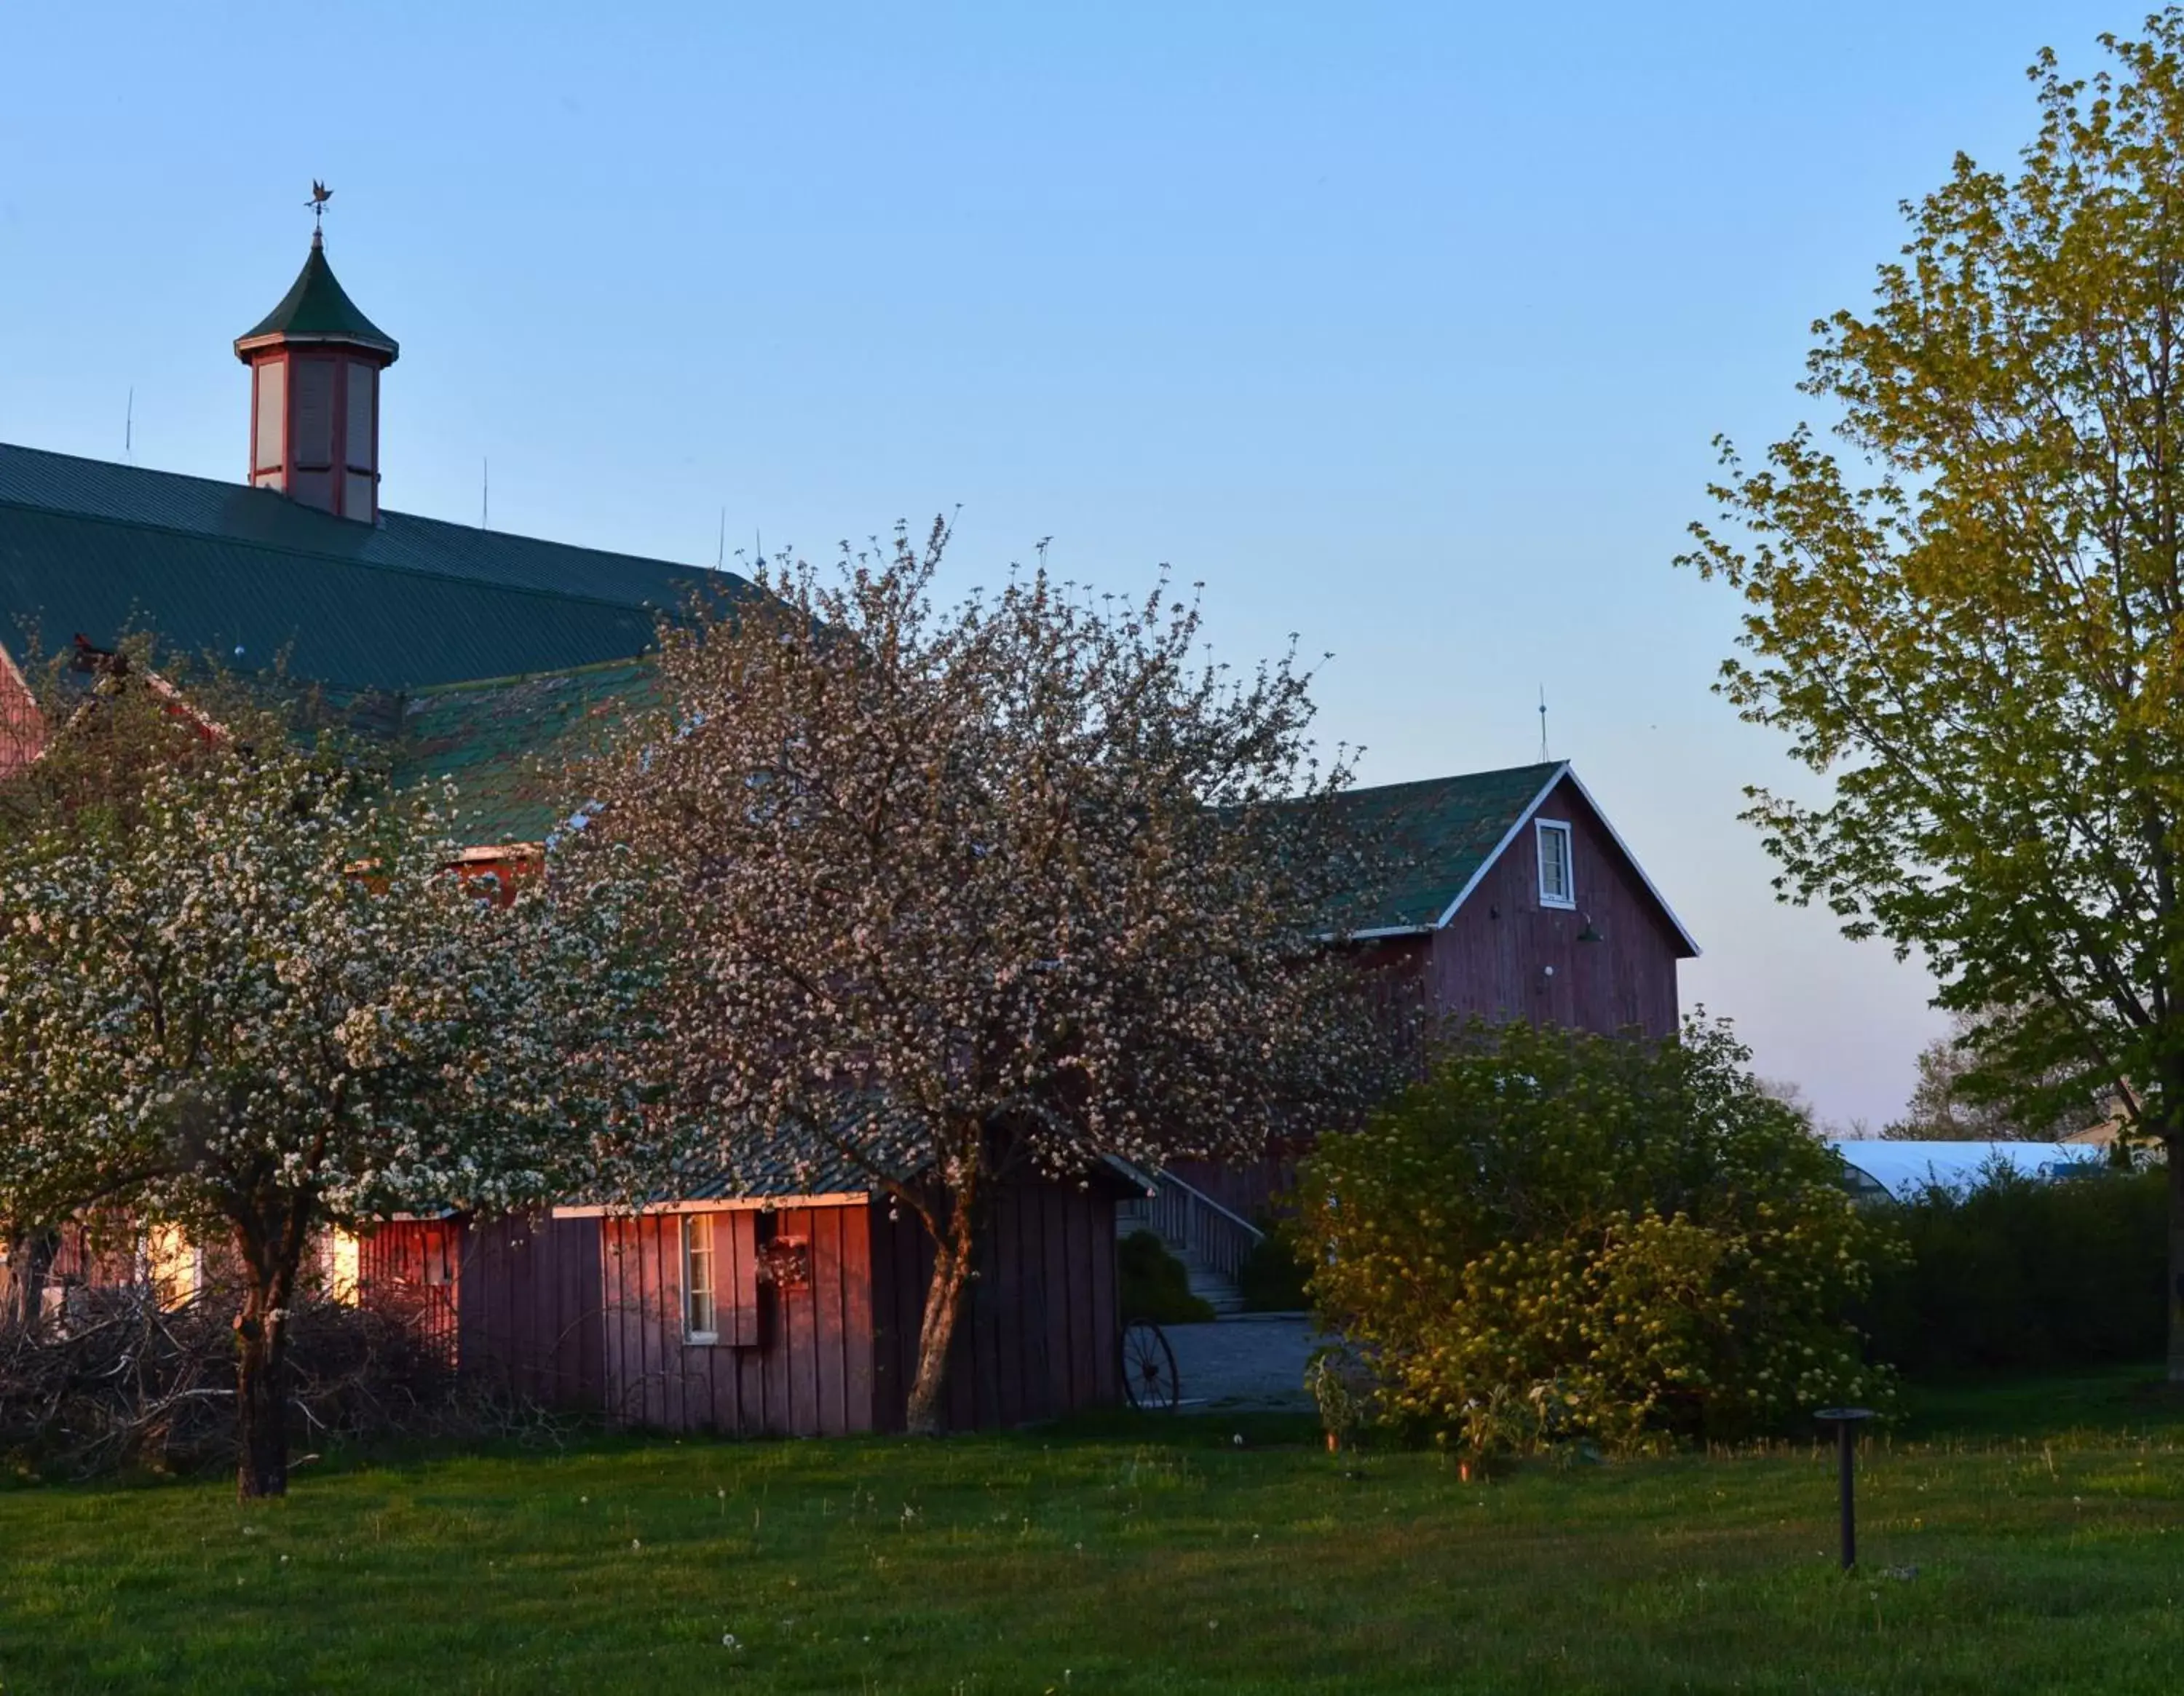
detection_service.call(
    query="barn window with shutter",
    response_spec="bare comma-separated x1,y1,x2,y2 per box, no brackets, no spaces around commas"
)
1536,819,1575,908
683,1214,719,1343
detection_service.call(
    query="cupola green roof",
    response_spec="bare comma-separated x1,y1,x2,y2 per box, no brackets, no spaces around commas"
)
233,234,399,362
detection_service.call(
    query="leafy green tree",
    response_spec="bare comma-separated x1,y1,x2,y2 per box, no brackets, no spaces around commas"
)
1681,13,2184,1377
1885,1011,2110,1142
1294,1018,1891,1454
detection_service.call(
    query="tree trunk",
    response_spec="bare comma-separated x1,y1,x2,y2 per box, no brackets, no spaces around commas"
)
2169,1133,2184,1387
233,1218,304,1500
904,1189,981,1438
3,1228,58,1335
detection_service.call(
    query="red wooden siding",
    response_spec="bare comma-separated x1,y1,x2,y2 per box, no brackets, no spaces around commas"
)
357,1220,460,1362
0,641,44,781
1427,774,1682,1040
455,1213,605,1406
869,1181,1120,1433
595,1205,875,1437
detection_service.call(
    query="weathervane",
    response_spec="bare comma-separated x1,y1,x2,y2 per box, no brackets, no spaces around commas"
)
306,180,333,243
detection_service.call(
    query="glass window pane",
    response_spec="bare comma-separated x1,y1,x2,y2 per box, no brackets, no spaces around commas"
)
684,1215,717,1339
1538,823,1572,904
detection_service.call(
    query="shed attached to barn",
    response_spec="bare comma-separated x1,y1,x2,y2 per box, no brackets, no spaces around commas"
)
360,1163,1136,1438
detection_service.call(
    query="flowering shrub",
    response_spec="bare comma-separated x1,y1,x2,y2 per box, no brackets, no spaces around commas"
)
1295,1017,1896,1454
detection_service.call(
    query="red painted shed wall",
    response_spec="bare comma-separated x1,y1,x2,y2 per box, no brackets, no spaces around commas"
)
456,1213,606,1406
450,1179,1123,1439
869,1180,1121,1433
596,1202,878,1438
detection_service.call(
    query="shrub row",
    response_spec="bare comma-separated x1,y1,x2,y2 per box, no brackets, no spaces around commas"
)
1858,1163,2166,1375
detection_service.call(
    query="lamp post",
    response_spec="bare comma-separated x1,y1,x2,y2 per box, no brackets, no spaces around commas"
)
1815,1406,1875,1572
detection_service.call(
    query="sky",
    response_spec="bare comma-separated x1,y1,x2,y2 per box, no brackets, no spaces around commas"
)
0,1,2140,1128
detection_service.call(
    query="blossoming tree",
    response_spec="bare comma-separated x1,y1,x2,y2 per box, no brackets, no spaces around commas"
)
0,670,652,1497
575,522,1400,1433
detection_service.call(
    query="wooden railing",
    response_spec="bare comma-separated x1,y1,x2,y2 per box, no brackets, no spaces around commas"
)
1120,1169,1265,1282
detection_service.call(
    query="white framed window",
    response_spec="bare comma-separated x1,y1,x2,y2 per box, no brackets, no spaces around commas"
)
683,1214,719,1343
1536,819,1575,908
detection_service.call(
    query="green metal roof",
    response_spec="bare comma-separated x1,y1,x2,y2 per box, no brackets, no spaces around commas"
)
1326,761,1700,955
234,237,399,359
1329,761,1567,932
0,443,753,692
392,659,662,844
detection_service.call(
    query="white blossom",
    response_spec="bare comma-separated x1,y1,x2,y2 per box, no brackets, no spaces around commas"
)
566,521,1401,1433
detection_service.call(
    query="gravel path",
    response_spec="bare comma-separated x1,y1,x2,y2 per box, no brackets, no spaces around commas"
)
1160,1315,1321,1411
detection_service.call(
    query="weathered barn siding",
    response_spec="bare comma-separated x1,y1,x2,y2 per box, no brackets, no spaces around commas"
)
357,1219,461,1360
596,1202,878,1437
456,1214,606,1406
1427,774,1682,1040
869,1181,1120,1432
0,641,43,781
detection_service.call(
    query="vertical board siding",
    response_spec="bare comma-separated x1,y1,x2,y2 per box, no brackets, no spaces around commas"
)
866,1180,1121,1435
462,1183,1118,1441
358,1221,459,1363
594,1206,880,1438
1428,774,1683,1042
453,1215,605,1408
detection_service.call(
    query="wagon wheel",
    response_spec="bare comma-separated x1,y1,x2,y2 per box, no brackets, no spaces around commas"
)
1120,1317,1180,1412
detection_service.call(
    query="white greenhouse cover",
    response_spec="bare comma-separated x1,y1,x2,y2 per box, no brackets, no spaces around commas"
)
1823,1136,2101,1200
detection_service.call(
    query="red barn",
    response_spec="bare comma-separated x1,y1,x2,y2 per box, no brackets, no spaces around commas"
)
2,214,1701,1419
1163,761,1701,1251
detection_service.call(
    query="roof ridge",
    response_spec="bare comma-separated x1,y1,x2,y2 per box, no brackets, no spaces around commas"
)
0,441,747,608
1339,761,1562,799
0,484,695,626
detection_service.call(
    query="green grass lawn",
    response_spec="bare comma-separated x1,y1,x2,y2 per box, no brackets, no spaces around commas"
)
7,1370,2184,1695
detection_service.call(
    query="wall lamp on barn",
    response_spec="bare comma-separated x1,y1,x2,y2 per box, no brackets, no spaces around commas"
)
1575,915,1604,944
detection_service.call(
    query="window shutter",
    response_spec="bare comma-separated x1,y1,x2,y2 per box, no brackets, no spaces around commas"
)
724,1210,761,1347
293,360,334,469
254,362,285,472
345,362,376,471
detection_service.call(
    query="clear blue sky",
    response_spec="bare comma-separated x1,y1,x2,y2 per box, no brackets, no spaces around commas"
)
0,1,2134,1128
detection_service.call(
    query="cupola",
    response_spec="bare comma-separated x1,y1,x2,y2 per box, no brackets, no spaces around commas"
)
234,189,397,523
